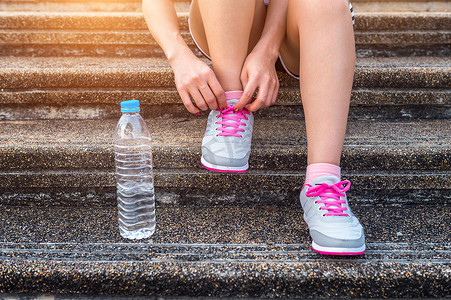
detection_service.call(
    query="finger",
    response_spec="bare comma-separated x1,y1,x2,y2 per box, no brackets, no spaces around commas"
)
207,77,226,109
240,70,249,92
179,90,199,114
247,96,266,112
199,84,218,110
247,83,270,112
235,79,257,111
265,75,277,108
271,78,280,106
189,88,208,111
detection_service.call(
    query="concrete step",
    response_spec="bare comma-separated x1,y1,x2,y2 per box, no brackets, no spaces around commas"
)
355,1,450,12
0,0,190,12
0,118,449,205
0,0,449,12
0,203,449,297
0,56,449,120
0,11,449,57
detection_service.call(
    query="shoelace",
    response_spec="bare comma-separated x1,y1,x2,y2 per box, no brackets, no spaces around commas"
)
305,180,351,216
216,105,250,137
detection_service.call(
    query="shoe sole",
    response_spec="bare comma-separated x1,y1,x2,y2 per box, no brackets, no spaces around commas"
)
312,241,366,256
201,156,248,173
302,206,366,256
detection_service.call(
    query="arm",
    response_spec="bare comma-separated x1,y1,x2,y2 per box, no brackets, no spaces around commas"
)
142,0,226,113
235,0,288,111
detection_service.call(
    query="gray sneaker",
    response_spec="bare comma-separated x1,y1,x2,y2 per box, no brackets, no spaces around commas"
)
300,175,366,255
201,99,254,173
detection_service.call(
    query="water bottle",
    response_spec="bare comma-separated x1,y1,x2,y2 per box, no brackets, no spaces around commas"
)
113,100,155,239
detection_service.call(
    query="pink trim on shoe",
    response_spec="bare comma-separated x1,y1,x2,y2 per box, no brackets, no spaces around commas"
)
312,246,366,256
201,157,248,173
201,162,248,173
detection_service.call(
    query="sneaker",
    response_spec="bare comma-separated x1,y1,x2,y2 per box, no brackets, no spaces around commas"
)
201,99,254,173
300,175,366,255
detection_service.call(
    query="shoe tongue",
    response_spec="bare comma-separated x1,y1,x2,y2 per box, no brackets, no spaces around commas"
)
309,175,340,187
226,99,239,107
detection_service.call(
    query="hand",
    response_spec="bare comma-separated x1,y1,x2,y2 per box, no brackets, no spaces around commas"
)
170,48,226,114
235,49,279,112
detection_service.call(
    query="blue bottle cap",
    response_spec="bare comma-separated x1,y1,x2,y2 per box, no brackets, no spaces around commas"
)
120,100,140,112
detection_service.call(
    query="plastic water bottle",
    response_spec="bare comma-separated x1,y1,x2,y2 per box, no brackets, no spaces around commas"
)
113,100,155,239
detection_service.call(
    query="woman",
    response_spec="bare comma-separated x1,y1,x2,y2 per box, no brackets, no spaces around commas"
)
143,0,365,255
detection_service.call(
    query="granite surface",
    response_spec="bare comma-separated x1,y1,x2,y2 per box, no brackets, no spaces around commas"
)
0,170,450,204
0,204,449,297
0,85,450,108
0,56,449,91
1,103,451,122
0,11,449,58
354,1,450,12
0,23,447,49
1,185,449,207
0,118,449,171
0,11,449,31
0,1,189,13
0,118,449,205
1,42,449,58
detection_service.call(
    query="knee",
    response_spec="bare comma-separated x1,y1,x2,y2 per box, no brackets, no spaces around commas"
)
292,0,350,20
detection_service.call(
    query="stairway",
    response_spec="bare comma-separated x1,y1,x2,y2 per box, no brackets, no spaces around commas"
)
0,0,450,298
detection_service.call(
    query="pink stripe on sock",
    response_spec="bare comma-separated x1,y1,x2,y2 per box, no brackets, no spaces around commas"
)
305,163,341,185
225,91,244,100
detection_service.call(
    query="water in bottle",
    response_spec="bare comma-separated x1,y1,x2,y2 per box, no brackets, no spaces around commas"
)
113,100,155,239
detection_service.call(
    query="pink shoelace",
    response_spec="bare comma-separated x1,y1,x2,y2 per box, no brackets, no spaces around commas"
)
216,105,250,137
305,180,351,216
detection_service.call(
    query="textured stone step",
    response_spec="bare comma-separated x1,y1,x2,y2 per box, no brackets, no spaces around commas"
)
1,11,449,31
355,1,450,12
0,0,189,13
0,56,448,93
0,118,449,205
1,118,449,171
0,204,449,297
0,56,449,120
2,91,449,121
1,169,449,207
0,12,449,57
0,0,449,12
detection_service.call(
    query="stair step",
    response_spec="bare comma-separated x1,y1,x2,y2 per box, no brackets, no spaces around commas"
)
0,2,448,296
1,118,449,171
0,0,449,12
0,118,449,205
0,56,448,91
0,0,190,13
0,56,449,120
355,1,450,12
0,204,449,297
2,93,449,121
1,169,449,206
1,11,449,31
0,12,449,57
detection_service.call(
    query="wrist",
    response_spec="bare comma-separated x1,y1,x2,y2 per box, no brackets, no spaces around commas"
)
165,35,194,65
253,42,279,64
167,46,194,67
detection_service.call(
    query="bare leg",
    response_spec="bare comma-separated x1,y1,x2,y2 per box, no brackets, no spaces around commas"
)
281,0,356,166
190,0,266,92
